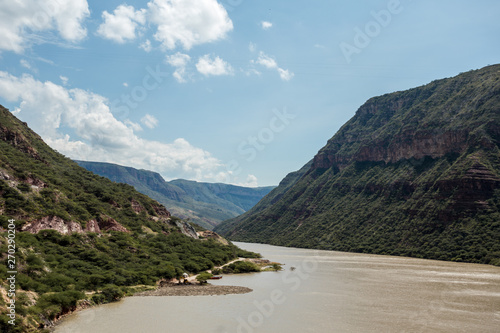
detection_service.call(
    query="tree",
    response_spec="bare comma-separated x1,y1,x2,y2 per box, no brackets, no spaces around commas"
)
196,272,213,284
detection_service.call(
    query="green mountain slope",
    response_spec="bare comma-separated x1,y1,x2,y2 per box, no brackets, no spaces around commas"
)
215,159,313,235
75,161,274,230
0,105,255,332
215,64,500,266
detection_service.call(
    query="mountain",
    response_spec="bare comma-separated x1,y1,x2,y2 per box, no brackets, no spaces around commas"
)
75,161,275,230
0,105,256,332
215,64,500,266
215,159,313,235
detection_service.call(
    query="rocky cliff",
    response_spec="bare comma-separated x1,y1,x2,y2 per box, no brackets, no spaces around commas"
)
216,64,500,266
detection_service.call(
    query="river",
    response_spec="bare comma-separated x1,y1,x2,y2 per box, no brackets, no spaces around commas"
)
55,242,500,333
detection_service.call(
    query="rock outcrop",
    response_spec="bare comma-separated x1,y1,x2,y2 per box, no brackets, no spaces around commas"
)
22,216,83,235
96,215,130,233
21,215,130,235
197,230,229,245
174,220,199,239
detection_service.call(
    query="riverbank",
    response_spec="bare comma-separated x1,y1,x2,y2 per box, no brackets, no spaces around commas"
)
134,284,253,297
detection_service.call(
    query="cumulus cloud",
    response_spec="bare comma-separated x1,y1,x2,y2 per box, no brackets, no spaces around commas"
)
261,21,273,30
148,0,233,50
255,52,278,69
140,39,152,52
242,174,258,187
196,54,233,76
97,4,146,43
252,51,294,81
141,114,159,129
277,68,294,81
0,71,234,182
0,0,89,53
165,52,191,83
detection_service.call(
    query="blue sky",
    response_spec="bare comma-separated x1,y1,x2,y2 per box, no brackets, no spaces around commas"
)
0,0,499,186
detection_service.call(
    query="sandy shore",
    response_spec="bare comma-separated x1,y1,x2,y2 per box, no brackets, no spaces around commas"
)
134,284,253,297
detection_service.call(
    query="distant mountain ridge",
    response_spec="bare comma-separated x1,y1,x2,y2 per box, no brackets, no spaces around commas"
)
215,64,500,266
75,161,274,230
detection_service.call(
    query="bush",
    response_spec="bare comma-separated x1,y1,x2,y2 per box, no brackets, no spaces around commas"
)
225,261,260,274
99,285,124,303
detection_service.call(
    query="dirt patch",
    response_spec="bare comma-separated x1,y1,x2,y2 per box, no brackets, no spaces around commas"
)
135,284,252,297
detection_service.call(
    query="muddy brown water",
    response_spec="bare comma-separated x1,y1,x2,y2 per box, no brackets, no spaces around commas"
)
55,242,500,333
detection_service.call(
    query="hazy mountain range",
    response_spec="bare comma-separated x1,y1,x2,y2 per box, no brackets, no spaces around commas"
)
75,161,274,230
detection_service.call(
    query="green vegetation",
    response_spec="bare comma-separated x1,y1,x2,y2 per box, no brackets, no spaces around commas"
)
222,261,260,274
196,272,213,284
0,105,258,332
216,64,500,266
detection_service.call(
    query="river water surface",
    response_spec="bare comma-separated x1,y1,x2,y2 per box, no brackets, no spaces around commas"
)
56,242,500,333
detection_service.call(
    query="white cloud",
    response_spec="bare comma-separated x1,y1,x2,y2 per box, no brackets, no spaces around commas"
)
255,52,278,69
20,60,31,69
97,5,146,43
0,71,234,182
59,75,69,85
248,42,257,53
243,68,261,77
123,82,129,87
261,21,273,30
165,52,191,83
141,114,159,129
242,174,258,187
125,119,142,132
0,0,89,53
252,51,294,81
148,0,233,50
140,39,152,52
277,68,294,81
196,54,233,76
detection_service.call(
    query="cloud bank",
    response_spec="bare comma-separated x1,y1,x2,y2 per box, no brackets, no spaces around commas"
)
0,71,234,183
0,0,89,53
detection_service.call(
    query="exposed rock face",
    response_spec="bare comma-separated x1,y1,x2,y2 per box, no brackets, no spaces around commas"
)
0,169,11,180
97,215,130,233
0,124,44,162
21,215,130,234
313,129,469,171
84,219,101,233
152,204,171,219
131,199,145,214
175,221,199,239
197,230,229,245
22,216,83,235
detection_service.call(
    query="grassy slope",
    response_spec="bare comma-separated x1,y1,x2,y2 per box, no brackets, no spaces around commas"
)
0,106,256,332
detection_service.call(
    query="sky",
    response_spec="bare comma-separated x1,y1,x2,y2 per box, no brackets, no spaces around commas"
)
0,0,499,187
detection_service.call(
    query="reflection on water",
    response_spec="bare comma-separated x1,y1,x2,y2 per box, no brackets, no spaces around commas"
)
56,242,500,333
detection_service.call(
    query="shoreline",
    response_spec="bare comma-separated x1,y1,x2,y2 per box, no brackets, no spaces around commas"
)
134,283,253,297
